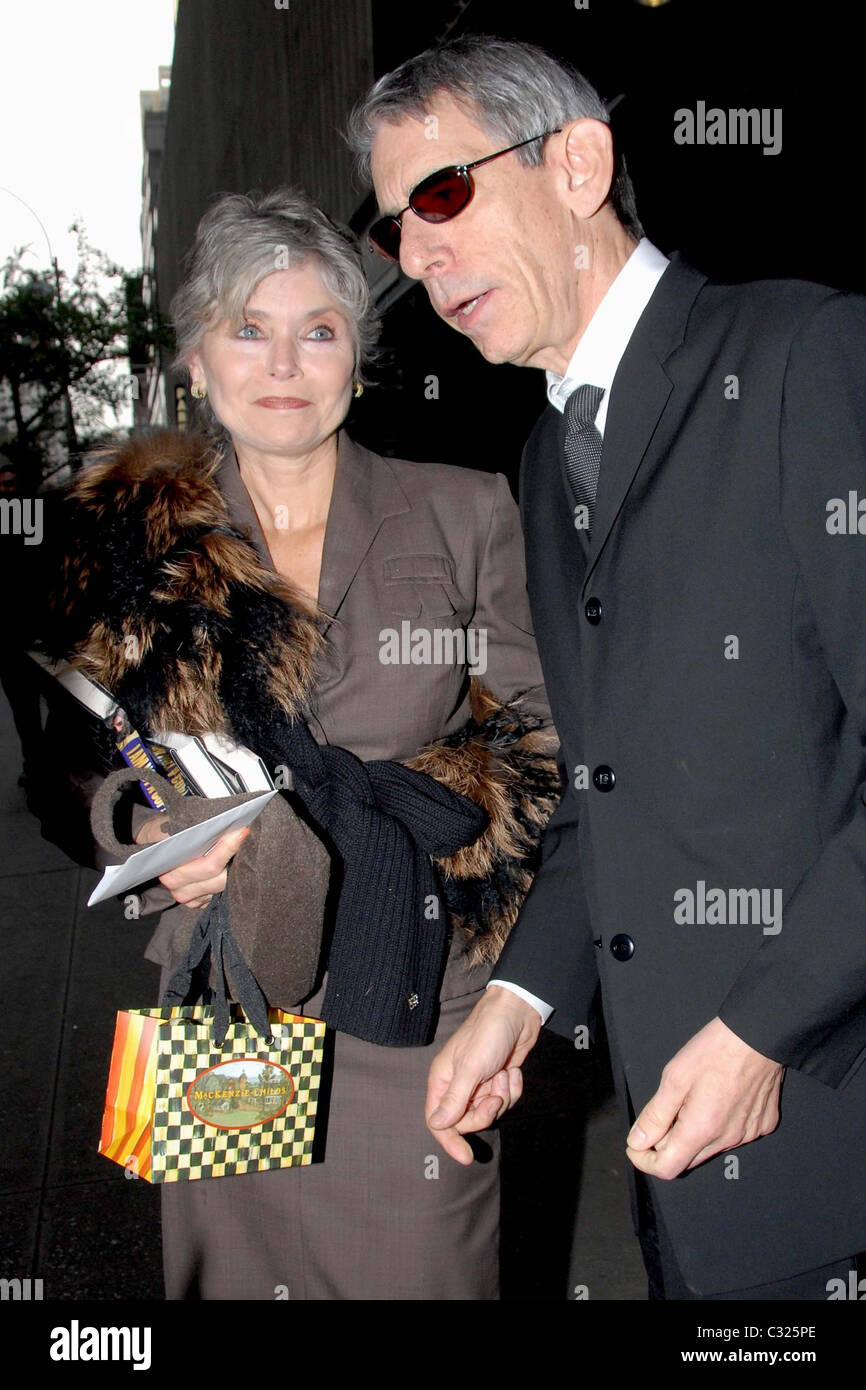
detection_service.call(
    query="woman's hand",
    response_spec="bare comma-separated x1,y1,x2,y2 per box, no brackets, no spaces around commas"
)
133,816,251,910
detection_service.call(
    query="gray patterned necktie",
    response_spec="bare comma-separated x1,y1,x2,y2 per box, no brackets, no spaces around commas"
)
563,383,605,535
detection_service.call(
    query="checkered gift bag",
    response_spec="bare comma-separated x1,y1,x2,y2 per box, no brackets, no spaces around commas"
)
99,1004,326,1183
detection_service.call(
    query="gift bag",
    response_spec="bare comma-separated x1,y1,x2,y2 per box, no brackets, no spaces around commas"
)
99,1003,326,1183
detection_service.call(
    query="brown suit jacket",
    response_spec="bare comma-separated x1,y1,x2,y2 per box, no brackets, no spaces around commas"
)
216,430,550,759
140,430,553,1000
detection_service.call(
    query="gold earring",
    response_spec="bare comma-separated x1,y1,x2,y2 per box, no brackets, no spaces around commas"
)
353,381,364,399
191,381,207,399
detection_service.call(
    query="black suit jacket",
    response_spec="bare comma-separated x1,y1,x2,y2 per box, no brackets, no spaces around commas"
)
497,255,866,1294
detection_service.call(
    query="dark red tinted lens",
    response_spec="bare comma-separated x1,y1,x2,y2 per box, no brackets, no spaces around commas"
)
368,216,402,261
410,168,472,222
368,169,472,260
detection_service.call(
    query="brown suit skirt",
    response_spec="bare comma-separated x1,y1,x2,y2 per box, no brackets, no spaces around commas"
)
160,958,500,1301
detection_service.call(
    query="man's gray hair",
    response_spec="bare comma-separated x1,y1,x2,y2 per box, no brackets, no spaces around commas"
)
171,187,379,385
346,34,643,240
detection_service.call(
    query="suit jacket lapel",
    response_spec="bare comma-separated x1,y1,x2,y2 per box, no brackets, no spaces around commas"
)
317,432,410,631
215,431,411,637
585,256,708,589
214,445,273,569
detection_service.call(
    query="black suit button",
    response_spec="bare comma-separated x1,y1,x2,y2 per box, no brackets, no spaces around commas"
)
610,934,634,961
585,597,603,625
592,765,616,792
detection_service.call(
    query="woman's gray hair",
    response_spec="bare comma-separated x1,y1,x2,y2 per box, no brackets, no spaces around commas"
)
346,34,643,241
170,187,380,406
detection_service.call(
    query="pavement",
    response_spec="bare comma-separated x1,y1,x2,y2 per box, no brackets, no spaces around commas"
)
0,686,646,1301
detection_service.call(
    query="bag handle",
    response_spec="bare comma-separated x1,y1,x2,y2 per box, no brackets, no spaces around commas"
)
90,766,181,863
92,770,272,1046
162,890,273,1047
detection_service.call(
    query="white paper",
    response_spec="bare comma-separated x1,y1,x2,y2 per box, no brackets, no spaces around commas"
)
87,790,277,906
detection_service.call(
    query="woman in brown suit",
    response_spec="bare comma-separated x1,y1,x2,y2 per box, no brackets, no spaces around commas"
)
49,188,557,1300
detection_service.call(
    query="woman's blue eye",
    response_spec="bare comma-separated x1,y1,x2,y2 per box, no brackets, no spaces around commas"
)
308,323,335,340
238,323,261,339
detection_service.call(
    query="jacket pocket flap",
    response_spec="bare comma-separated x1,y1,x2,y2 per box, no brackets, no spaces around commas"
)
383,554,455,584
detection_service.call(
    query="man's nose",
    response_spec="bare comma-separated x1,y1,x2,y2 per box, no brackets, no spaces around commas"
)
398,211,451,281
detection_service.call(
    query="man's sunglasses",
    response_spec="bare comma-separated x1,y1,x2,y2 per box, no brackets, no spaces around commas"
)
368,129,561,263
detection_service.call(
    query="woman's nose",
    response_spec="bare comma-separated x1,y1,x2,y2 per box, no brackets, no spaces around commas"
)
266,336,301,377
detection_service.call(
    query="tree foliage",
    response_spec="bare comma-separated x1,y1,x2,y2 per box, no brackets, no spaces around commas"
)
0,223,173,488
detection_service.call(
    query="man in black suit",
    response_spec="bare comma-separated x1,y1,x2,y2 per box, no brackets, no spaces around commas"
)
350,34,866,1298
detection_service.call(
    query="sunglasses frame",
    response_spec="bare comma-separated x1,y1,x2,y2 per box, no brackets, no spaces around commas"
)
368,129,562,262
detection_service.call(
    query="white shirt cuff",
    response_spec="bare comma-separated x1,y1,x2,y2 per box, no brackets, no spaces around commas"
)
487,979,554,1025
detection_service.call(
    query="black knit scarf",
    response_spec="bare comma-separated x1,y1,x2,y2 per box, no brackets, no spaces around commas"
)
227,704,488,1045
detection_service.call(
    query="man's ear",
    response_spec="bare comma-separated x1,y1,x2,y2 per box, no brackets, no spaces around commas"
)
559,118,616,218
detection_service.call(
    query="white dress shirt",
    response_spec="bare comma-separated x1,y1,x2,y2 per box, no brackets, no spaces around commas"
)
491,238,670,1024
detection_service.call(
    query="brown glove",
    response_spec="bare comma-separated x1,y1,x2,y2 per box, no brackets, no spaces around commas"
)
90,767,331,1008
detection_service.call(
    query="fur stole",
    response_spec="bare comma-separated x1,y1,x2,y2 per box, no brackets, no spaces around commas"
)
43,430,560,966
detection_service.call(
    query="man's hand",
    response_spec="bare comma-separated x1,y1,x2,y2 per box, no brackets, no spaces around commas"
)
425,985,543,1164
134,815,250,911
626,1016,785,1179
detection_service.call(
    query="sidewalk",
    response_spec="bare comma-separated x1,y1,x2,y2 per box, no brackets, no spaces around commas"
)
0,688,645,1301
0,688,163,1298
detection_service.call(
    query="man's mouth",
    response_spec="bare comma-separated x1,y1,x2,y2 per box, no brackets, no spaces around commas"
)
443,289,491,323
